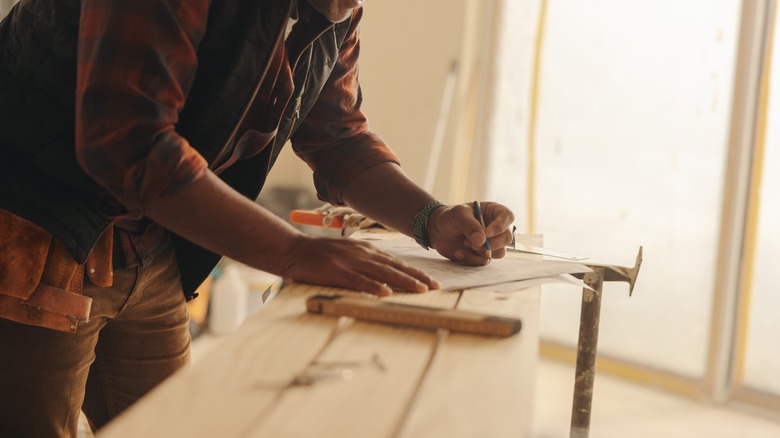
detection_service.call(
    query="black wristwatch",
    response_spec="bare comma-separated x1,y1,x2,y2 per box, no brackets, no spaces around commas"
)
413,200,444,250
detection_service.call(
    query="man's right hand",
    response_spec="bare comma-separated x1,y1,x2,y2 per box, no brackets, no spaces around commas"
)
145,172,437,297
278,235,440,296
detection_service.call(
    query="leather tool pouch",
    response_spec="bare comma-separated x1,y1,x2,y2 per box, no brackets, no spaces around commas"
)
0,209,114,333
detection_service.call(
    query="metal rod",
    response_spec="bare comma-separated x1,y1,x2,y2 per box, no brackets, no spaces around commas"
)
570,267,605,438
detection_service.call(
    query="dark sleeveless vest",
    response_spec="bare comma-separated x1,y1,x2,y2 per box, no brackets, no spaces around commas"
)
0,0,352,296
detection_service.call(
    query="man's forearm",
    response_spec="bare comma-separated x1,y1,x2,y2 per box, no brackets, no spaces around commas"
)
144,171,302,275
340,162,440,237
144,168,439,295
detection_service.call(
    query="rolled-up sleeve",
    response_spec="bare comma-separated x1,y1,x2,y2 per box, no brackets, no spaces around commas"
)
290,8,400,206
75,0,210,218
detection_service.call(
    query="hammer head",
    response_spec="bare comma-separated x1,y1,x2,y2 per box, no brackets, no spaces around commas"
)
573,246,643,296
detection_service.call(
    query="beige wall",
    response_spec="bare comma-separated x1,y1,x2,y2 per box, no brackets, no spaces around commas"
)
357,0,467,190
0,0,17,17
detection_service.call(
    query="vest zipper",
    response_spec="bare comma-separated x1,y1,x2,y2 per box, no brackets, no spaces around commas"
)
280,23,335,147
267,18,342,178
291,94,302,129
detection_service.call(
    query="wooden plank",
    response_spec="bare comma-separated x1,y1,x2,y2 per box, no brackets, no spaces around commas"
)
100,284,350,437
251,285,457,436
100,234,543,438
381,289,460,309
256,321,439,437
399,238,543,437
397,286,540,438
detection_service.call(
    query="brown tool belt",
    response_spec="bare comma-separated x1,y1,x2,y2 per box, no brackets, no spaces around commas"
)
0,209,113,333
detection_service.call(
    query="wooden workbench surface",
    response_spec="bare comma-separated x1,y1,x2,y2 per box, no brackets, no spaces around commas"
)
99,238,541,438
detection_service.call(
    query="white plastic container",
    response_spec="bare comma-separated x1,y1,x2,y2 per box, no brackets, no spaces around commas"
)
208,264,249,335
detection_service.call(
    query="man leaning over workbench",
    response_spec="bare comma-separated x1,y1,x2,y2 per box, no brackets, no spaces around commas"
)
0,0,515,436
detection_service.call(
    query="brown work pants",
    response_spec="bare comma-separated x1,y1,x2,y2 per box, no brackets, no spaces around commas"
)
0,242,191,437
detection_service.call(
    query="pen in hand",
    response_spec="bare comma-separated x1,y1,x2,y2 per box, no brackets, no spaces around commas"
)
472,201,492,259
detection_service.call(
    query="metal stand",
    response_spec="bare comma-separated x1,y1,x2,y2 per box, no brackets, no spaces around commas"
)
569,248,643,438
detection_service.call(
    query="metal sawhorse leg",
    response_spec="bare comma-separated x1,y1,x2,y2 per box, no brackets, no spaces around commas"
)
570,248,643,438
